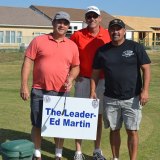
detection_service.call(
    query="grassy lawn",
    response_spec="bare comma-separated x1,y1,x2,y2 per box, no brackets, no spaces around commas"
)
0,50,160,160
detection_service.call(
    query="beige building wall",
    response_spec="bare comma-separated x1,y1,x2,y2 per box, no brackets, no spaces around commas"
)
132,32,153,46
133,32,139,42
148,32,153,46
0,27,52,49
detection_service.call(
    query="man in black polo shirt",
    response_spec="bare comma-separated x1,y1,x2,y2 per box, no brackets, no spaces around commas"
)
90,19,151,160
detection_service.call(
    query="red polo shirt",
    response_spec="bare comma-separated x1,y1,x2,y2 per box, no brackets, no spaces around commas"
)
70,26,110,78
25,33,79,92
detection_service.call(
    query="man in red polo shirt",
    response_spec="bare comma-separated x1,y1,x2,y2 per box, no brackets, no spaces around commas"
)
20,11,79,160
70,6,110,160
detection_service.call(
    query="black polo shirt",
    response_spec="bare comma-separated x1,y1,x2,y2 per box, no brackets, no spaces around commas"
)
93,39,151,100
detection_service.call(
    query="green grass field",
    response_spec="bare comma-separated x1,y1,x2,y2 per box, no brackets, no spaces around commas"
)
0,50,160,160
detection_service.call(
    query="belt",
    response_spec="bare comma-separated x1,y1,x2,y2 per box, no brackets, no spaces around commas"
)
80,76,90,79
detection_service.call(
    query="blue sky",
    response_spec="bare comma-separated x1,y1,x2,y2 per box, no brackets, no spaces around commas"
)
0,0,160,18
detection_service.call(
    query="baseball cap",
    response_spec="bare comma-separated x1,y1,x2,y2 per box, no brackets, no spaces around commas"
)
108,19,125,29
53,11,70,23
86,6,101,15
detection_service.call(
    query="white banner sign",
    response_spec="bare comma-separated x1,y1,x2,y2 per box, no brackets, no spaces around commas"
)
41,95,99,140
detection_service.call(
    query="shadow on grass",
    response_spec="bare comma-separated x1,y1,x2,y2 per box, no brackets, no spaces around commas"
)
0,129,92,160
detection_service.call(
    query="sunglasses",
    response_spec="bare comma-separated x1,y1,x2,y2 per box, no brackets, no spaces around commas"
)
86,14,99,19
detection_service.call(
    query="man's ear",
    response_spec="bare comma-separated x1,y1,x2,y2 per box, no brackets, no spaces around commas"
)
124,29,126,35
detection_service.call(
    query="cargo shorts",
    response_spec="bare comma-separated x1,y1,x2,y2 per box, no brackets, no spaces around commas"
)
103,96,142,130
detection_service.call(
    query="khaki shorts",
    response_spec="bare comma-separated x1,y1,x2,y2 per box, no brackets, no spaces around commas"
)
74,77,105,114
103,96,142,130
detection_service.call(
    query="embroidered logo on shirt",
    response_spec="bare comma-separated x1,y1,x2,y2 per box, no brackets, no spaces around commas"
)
122,50,134,57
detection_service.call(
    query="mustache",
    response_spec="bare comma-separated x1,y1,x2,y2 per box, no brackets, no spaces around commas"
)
112,33,119,36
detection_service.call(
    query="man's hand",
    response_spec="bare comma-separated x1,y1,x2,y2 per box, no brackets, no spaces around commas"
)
139,89,149,106
20,86,30,101
90,90,97,99
64,76,73,91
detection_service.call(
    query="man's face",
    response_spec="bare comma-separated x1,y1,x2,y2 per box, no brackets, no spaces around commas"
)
85,12,101,28
52,19,70,36
109,25,126,43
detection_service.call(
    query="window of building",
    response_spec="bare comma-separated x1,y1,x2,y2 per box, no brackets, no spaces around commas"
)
74,26,78,30
66,25,79,38
1,31,22,44
156,33,160,40
17,31,22,43
5,31,16,43
11,31,16,43
0,31,4,43
139,32,146,40
5,31,10,43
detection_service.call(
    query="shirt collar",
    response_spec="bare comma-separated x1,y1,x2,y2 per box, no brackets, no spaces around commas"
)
85,26,103,38
48,33,67,42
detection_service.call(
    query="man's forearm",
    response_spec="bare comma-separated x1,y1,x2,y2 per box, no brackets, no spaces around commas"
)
68,65,80,81
21,57,33,87
90,69,101,98
141,64,151,91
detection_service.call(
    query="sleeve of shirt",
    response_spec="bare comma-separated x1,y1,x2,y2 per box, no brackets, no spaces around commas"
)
25,37,38,60
136,43,151,65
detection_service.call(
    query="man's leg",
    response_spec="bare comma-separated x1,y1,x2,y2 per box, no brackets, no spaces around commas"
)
123,96,142,160
103,96,122,160
93,79,106,159
110,129,121,159
31,89,43,159
75,139,82,152
31,126,41,149
94,114,102,149
93,114,107,160
31,126,42,159
126,130,139,160
74,139,85,160
74,77,90,160
95,79,104,151
54,138,64,159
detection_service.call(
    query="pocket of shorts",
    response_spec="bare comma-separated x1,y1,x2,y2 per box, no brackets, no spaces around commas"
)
31,88,43,98
104,97,117,106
